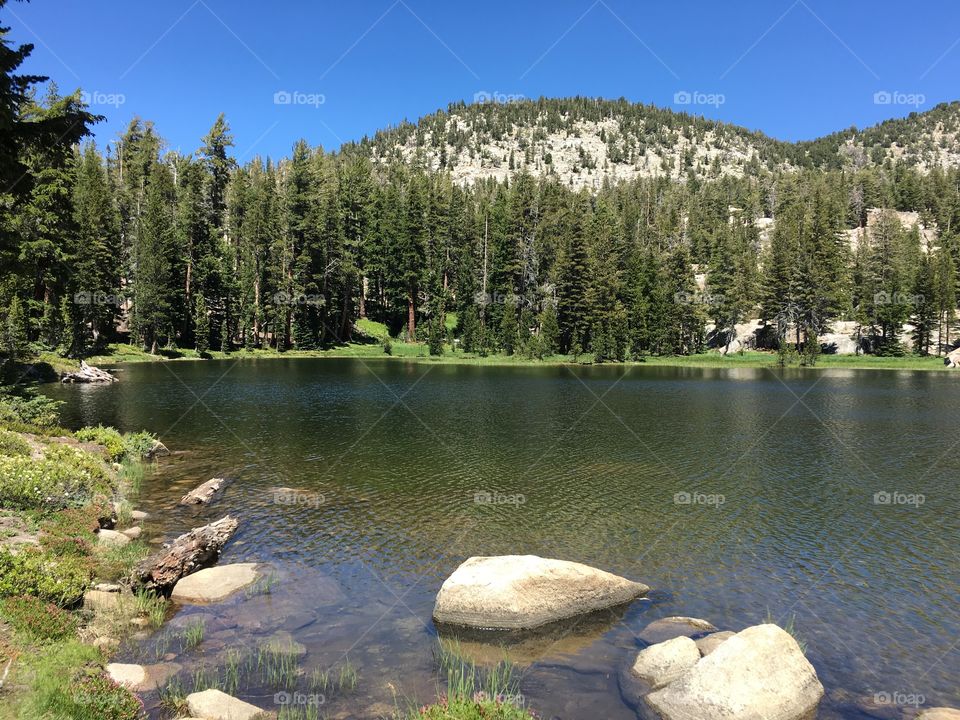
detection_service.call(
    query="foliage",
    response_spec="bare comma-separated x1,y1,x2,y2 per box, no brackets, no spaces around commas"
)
75,425,125,461
0,443,113,511
0,427,31,455
0,547,90,605
0,388,63,428
0,594,78,641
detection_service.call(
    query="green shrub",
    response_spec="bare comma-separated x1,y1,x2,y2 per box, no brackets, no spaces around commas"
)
75,426,126,462
0,595,78,641
39,505,101,557
121,431,157,460
0,389,62,428
0,445,113,511
0,427,31,456
68,670,146,719
0,547,91,605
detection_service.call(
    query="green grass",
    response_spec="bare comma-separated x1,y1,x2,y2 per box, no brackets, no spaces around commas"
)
181,618,206,651
67,341,959,372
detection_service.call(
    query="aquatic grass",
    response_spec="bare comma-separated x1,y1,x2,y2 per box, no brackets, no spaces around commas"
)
156,675,189,716
134,589,168,629
244,572,279,598
256,642,301,691
278,704,324,720
181,618,206,651
337,658,358,692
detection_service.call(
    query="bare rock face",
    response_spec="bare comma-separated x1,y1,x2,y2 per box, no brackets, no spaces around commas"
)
433,555,649,630
638,616,718,645
645,624,824,720
171,563,260,603
134,515,239,593
185,688,267,720
631,636,701,689
180,477,229,505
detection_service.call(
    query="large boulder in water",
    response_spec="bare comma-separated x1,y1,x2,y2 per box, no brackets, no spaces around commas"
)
631,636,701,689
645,624,824,720
433,555,648,630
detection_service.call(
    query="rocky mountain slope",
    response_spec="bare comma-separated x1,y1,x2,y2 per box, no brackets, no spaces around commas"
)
344,97,960,189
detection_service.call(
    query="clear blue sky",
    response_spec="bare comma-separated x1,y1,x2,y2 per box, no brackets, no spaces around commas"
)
6,0,960,160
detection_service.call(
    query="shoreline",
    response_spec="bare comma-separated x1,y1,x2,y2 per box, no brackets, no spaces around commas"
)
32,344,960,378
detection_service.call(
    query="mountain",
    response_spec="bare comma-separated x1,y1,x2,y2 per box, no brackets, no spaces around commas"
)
343,97,960,189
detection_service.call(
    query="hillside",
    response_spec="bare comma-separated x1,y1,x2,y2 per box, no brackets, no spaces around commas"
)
346,97,960,189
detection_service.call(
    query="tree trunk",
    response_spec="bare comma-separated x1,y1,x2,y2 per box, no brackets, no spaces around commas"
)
133,515,239,594
407,292,416,342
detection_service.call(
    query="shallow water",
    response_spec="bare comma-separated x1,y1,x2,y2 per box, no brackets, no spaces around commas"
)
47,358,960,718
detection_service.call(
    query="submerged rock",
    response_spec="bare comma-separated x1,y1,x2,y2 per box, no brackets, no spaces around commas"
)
180,477,230,505
638,616,717,645
433,555,648,630
631,636,700,689
695,630,736,656
171,563,260,603
185,688,266,720
645,624,824,720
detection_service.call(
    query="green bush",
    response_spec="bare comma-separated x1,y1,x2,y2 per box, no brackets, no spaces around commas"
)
0,427,31,456
39,505,101,557
0,445,113,511
0,595,78,641
121,431,157,460
0,389,63,428
68,671,146,720
75,426,125,462
0,547,91,605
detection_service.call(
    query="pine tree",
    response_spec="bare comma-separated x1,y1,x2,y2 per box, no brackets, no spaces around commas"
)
194,293,210,355
3,296,28,360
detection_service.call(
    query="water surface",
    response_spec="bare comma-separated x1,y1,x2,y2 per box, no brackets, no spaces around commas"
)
47,358,960,718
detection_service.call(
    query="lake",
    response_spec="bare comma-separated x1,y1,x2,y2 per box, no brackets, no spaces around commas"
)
46,358,960,719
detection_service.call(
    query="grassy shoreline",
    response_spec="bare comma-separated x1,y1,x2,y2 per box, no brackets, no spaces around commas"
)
39,342,958,375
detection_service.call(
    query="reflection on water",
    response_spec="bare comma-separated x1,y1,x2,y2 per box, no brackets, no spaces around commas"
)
46,358,960,719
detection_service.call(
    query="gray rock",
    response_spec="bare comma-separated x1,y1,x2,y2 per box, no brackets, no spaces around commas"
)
94,583,122,593
433,555,648,630
646,624,824,720
130,510,149,521
121,526,142,540
695,630,736,656
170,563,260,603
185,688,268,720
97,528,130,547
631,636,700,689
83,589,120,612
638,616,717,645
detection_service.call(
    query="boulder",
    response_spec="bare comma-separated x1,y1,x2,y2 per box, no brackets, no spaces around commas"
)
130,510,149,521
695,630,736,656
105,663,146,688
185,688,266,720
631,636,700,689
97,529,130,547
171,563,260,603
638,616,717,645
121,526,142,540
94,582,121,593
646,624,824,720
433,555,648,630
919,711,960,720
